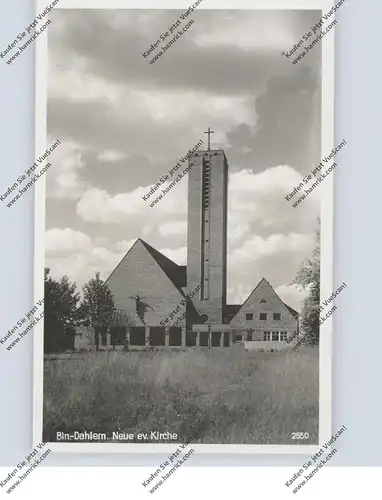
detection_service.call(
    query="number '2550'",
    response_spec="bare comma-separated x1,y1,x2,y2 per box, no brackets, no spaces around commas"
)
291,432,309,440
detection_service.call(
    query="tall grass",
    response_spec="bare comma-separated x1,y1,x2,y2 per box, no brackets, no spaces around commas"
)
43,347,318,444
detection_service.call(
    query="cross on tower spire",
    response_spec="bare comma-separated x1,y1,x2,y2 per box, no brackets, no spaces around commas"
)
204,127,215,151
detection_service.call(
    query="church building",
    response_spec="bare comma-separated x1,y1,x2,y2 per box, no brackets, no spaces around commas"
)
76,135,298,350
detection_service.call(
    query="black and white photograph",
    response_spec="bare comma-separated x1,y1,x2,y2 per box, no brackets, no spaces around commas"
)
33,0,335,453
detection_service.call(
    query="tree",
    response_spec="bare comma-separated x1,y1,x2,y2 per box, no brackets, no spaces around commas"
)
44,268,81,352
293,222,320,345
82,273,115,351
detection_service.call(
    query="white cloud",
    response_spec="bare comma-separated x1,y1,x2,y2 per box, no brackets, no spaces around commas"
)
45,228,132,290
159,221,187,238
142,224,155,237
76,179,188,223
49,66,126,104
230,165,302,195
128,90,257,129
46,139,88,200
227,222,250,251
229,233,314,264
97,150,126,163
45,228,93,255
228,165,320,231
227,283,253,304
113,239,136,253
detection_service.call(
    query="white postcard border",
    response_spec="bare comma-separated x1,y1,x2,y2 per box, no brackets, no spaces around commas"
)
34,0,335,454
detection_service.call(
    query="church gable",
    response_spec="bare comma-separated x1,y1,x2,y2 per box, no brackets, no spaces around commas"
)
229,278,297,330
106,239,186,326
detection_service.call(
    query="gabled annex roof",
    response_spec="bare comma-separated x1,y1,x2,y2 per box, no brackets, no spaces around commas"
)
229,277,299,322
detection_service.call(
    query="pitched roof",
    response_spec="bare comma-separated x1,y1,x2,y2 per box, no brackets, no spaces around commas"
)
229,277,299,321
138,239,187,291
105,238,187,293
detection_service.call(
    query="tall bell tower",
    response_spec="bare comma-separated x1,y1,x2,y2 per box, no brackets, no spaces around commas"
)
186,129,228,324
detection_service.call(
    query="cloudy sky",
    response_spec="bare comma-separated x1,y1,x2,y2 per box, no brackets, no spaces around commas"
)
45,8,322,311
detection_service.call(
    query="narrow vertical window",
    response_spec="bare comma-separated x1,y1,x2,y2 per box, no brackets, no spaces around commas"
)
201,156,211,300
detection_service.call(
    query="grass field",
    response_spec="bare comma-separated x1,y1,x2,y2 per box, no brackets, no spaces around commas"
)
43,347,319,444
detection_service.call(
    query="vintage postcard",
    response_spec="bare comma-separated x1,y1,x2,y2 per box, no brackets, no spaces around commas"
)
33,0,336,454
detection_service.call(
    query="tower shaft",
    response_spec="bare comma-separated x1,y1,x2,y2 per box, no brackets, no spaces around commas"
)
187,149,228,324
